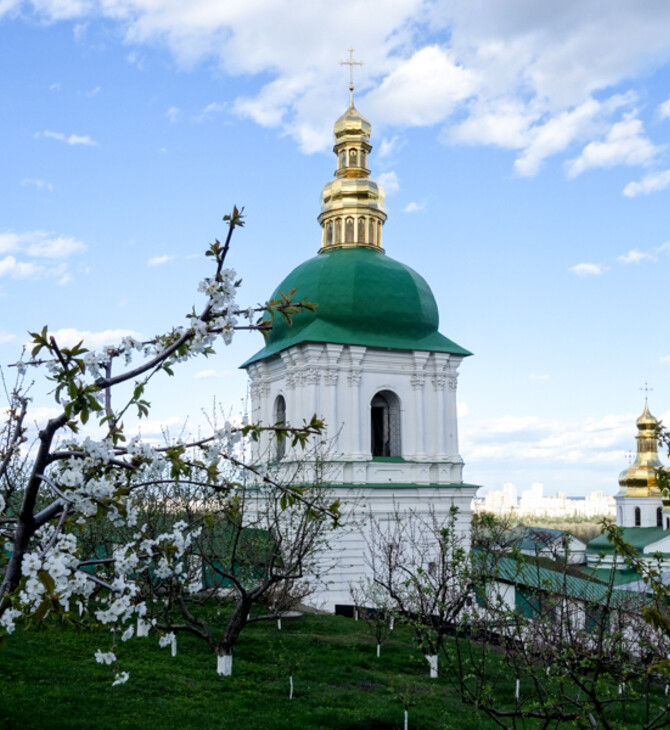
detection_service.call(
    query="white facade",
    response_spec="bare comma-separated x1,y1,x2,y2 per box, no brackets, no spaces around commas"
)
614,493,664,529
246,341,476,610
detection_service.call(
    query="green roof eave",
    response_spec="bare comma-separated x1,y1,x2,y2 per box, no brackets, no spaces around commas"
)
586,527,670,554
241,321,471,368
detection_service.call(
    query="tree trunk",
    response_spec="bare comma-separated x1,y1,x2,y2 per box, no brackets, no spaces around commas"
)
216,595,252,676
426,654,438,679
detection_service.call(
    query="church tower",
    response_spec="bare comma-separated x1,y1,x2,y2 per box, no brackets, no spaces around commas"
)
615,401,666,528
242,88,478,609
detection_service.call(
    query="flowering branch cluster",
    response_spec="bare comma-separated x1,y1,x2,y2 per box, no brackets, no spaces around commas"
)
0,208,333,684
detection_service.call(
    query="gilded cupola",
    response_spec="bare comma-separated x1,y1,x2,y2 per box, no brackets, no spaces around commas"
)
618,402,665,496
318,86,387,253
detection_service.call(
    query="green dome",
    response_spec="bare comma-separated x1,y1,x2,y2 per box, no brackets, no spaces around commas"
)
243,248,470,366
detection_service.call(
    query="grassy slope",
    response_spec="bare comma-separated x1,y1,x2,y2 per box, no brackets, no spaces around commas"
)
0,613,497,730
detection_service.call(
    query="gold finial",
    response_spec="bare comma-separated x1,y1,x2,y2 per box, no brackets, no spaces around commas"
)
339,48,363,106
640,381,653,403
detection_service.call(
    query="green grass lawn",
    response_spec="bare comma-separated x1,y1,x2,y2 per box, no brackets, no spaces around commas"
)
2,610,668,729
0,612,498,730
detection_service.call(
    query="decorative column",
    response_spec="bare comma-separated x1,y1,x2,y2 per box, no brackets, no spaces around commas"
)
325,344,343,451
432,353,449,460
410,351,429,460
348,346,366,458
445,357,461,460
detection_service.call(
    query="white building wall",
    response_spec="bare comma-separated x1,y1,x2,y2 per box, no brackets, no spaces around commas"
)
245,341,476,610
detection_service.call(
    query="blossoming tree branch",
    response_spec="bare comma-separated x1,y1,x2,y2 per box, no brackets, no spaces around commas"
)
0,208,339,683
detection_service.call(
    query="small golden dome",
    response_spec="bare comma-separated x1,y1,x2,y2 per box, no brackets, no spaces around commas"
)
333,103,371,141
618,401,664,497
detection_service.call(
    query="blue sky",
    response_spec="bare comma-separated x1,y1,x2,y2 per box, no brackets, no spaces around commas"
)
2,0,670,497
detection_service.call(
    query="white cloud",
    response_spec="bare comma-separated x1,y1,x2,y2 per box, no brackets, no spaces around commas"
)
195,369,218,379
194,101,225,122
377,171,399,194
378,136,404,158
365,45,478,126
513,99,601,177
0,230,85,283
0,331,15,344
565,114,661,178
0,230,85,258
659,96,670,119
166,106,180,123
147,254,174,266
13,1,670,174
618,248,651,264
403,201,425,213
0,256,66,280
41,130,98,146
43,328,142,350
49,82,60,91
21,178,53,190
623,169,670,197
570,263,606,277
660,355,670,364
461,411,636,467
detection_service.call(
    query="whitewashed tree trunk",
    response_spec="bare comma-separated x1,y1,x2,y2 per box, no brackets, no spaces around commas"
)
171,637,177,657
277,618,282,631
376,643,380,658
515,678,520,700
289,675,293,700
426,654,438,679
404,709,408,730
389,616,394,631
217,653,233,676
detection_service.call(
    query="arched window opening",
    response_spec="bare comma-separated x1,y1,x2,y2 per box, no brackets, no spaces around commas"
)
371,390,401,457
657,507,663,527
341,151,346,168
369,219,375,246
345,217,354,242
326,222,333,245
349,148,358,166
357,217,366,243
274,395,286,460
361,150,367,168
334,219,342,244
635,506,641,527
667,517,669,530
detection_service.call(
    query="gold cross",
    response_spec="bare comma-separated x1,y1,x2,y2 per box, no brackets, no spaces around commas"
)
640,381,653,402
339,48,363,100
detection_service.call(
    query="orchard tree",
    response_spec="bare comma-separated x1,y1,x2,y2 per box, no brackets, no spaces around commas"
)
366,504,474,679
0,208,339,685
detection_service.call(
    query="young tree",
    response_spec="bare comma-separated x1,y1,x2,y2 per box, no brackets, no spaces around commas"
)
0,208,338,684
366,504,473,679
442,540,670,729
129,449,335,676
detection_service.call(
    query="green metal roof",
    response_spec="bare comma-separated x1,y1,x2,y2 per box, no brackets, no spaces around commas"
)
494,556,644,608
242,247,471,367
586,527,670,555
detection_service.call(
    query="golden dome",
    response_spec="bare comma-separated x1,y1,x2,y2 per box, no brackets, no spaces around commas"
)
618,402,664,496
333,103,372,141
318,95,387,253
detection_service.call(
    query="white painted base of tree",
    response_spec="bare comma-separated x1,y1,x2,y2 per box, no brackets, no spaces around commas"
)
376,644,380,658
217,654,233,676
289,675,293,700
426,654,438,679
404,709,408,730
515,679,520,700
277,618,282,631
389,616,394,631
171,638,177,657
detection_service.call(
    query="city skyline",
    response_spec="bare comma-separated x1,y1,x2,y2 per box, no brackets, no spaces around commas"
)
2,2,670,496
